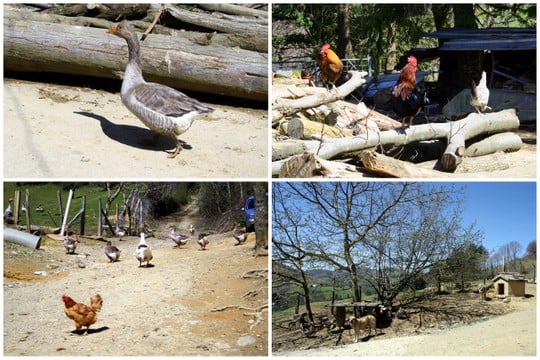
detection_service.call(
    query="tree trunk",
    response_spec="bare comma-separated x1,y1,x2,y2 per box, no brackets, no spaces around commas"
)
272,109,520,176
4,18,267,102
254,183,268,256
337,4,353,58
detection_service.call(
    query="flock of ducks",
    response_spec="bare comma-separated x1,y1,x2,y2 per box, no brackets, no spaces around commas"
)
61,222,247,267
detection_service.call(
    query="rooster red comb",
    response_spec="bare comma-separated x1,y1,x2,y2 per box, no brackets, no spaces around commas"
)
407,55,418,67
321,43,331,50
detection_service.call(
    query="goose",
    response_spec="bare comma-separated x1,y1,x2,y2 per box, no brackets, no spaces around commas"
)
64,234,80,254
167,224,189,248
197,233,209,250
115,223,126,240
4,199,14,224
107,20,214,158
232,223,247,246
135,232,153,267
105,240,121,262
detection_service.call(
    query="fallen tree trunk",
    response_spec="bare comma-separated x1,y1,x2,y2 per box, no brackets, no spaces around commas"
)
273,71,367,119
278,152,361,178
464,132,522,157
4,18,267,101
272,108,520,176
441,111,520,171
360,151,451,178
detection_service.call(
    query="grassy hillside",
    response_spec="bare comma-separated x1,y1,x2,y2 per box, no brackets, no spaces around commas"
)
3,182,193,235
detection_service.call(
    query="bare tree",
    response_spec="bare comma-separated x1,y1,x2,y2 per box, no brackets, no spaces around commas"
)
272,182,482,305
272,184,315,321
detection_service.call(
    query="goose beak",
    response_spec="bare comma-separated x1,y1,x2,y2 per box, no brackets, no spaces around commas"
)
106,25,118,34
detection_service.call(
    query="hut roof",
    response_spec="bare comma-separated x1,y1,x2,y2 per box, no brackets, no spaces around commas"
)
492,273,526,282
425,28,536,51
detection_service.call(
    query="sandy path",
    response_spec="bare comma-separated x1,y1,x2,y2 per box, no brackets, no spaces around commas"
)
4,227,268,356
4,79,268,178
282,299,536,356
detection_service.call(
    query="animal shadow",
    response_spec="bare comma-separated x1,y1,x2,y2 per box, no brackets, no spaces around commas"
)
71,326,109,335
74,111,179,152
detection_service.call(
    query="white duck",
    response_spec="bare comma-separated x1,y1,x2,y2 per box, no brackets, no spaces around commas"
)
105,240,121,262
198,233,209,250
168,224,189,248
135,232,153,267
232,223,247,246
64,233,80,254
107,20,214,158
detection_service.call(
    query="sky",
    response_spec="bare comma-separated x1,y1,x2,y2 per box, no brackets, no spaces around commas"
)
458,182,536,256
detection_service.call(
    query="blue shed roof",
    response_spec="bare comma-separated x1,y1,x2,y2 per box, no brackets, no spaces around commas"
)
425,28,536,51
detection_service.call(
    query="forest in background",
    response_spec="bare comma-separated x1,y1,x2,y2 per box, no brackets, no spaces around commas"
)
273,4,536,74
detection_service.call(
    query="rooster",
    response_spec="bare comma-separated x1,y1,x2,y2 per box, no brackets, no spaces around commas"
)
317,43,343,90
135,232,153,267
471,71,491,114
391,55,428,127
62,293,103,334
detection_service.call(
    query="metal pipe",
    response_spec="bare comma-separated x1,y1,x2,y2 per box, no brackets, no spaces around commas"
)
4,228,41,249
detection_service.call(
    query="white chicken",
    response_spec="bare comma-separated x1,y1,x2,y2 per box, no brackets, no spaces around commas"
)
471,71,491,114
135,232,153,267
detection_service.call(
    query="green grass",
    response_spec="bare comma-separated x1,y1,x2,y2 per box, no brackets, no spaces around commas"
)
4,183,135,234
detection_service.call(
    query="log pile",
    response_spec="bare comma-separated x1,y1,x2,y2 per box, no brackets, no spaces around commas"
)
272,71,526,178
4,3,267,102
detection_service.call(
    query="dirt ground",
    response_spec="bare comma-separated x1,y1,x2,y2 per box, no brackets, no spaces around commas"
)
3,206,268,356
273,284,536,356
4,78,268,178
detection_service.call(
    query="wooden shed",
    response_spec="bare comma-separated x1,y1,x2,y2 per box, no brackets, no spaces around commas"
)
492,273,526,298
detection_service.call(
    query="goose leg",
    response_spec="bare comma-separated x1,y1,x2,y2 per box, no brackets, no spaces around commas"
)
166,141,183,158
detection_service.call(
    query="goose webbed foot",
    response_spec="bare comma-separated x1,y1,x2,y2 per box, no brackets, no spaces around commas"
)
166,140,188,159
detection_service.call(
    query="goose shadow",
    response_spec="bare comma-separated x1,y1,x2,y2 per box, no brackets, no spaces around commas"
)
74,111,188,152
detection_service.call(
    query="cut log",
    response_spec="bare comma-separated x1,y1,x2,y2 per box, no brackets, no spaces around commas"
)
272,108,520,175
166,6,267,35
278,115,353,140
441,111,520,171
464,132,522,157
359,151,451,178
4,19,267,102
279,152,361,178
273,71,367,119
197,4,268,19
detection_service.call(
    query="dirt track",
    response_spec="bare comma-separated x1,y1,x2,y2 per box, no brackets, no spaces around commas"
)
4,78,268,179
4,214,268,356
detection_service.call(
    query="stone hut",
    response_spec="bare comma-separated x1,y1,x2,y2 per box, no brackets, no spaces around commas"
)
492,273,526,298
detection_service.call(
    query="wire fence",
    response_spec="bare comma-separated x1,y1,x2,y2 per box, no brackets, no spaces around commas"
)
273,56,373,82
